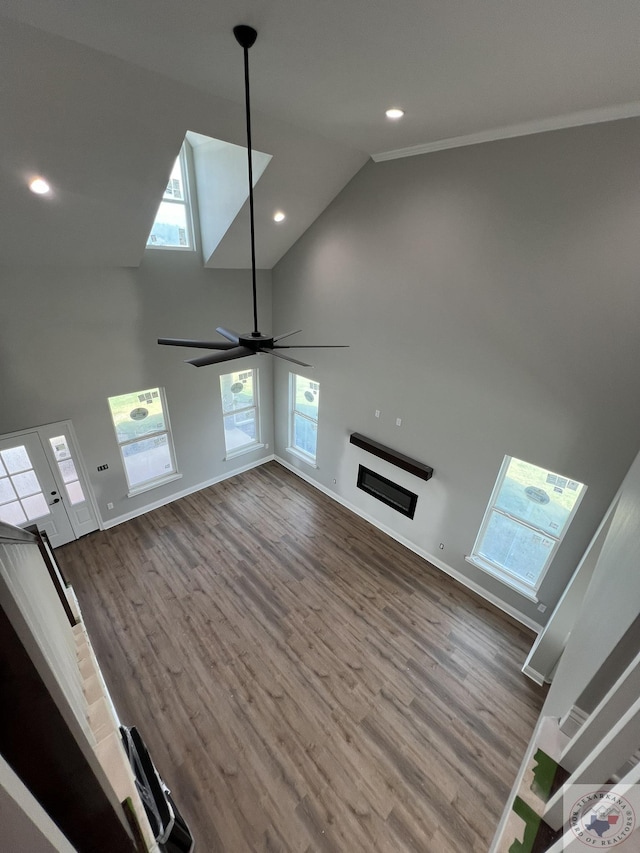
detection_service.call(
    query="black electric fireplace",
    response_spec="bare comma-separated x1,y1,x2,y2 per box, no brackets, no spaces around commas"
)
357,465,418,519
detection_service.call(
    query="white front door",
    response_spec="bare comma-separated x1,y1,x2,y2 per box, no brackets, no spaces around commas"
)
0,422,99,547
37,423,100,540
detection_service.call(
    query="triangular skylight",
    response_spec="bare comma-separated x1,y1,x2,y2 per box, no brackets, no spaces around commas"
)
147,131,272,265
188,131,271,265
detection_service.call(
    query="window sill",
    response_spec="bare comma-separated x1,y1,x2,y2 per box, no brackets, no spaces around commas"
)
146,245,195,252
465,555,539,602
127,472,182,498
286,447,318,469
224,442,265,462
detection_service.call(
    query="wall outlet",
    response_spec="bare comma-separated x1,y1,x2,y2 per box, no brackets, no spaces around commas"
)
107,502,114,510
439,543,445,550
332,478,337,484
537,603,547,613
395,418,402,426
265,443,269,449
375,410,380,418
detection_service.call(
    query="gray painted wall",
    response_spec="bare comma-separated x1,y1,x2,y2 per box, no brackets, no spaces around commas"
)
0,250,274,524
272,118,640,625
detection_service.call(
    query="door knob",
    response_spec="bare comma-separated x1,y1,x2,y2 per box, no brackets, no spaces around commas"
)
49,498,60,505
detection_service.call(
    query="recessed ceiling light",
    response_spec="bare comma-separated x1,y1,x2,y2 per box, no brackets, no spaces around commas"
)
273,211,286,222
385,108,405,120
29,177,51,195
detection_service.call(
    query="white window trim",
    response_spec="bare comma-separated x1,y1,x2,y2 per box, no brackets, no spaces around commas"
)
220,368,262,460
147,143,196,252
127,471,183,498
286,443,319,469
469,455,586,598
108,387,180,497
286,373,319,468
465,554,541,601
225,443,265,462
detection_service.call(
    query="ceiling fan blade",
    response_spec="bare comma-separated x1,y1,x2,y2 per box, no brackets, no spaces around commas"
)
273,329,302,342
158,337,238,350
273,345,349,349
215,327,241,344
187,346,254,367
265,349,312,368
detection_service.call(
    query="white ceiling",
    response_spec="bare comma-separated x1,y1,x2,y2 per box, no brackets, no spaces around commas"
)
1,0,639,268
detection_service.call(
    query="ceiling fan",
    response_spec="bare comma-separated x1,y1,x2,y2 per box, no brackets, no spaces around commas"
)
158,24,347,369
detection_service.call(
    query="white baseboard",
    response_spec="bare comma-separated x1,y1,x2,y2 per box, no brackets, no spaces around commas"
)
613,748,640,783
275,456,542,634
102,455,275,529
521,665,547,686
559,704,589,737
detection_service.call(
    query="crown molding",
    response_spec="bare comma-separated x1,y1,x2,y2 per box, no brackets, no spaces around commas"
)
371,101,640,162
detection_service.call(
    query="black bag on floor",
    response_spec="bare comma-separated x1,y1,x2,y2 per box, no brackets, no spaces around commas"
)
120,725,195,852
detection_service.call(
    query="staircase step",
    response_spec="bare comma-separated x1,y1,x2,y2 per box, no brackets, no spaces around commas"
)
530,748,571,802
491,717,571,852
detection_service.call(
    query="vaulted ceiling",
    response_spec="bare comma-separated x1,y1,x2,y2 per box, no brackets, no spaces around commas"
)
2,0,639,268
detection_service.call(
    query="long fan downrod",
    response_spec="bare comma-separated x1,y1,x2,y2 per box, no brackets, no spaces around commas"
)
158,26,348,369
234,25,260,337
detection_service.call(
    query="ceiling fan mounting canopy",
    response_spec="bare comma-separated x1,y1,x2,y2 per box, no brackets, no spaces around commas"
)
158,25,347,369
233,25,257,50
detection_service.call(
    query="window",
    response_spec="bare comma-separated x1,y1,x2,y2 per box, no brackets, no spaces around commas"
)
108,388,179,494
0,445,50,525
468,456,586,598
48,435,86,505
219,369,261,457
147,144,194,250
288,374,320,465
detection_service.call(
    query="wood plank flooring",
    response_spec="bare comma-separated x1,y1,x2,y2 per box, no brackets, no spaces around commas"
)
57,461,546,852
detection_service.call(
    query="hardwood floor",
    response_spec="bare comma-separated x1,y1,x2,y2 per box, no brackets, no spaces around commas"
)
57,461,546,852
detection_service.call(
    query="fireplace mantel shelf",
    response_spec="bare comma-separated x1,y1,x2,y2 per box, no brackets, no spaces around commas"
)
349,433,433,481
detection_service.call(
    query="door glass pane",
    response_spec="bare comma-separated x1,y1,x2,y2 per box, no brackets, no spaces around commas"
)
122,434,173,488
49,436,86,503
49,435,71,461
21,493,50,521
1,445,31,474
0,477,16,503
11,469,41,498
65,480,85,505
57,457,78,484
478,511,553,584
0,501,28,526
